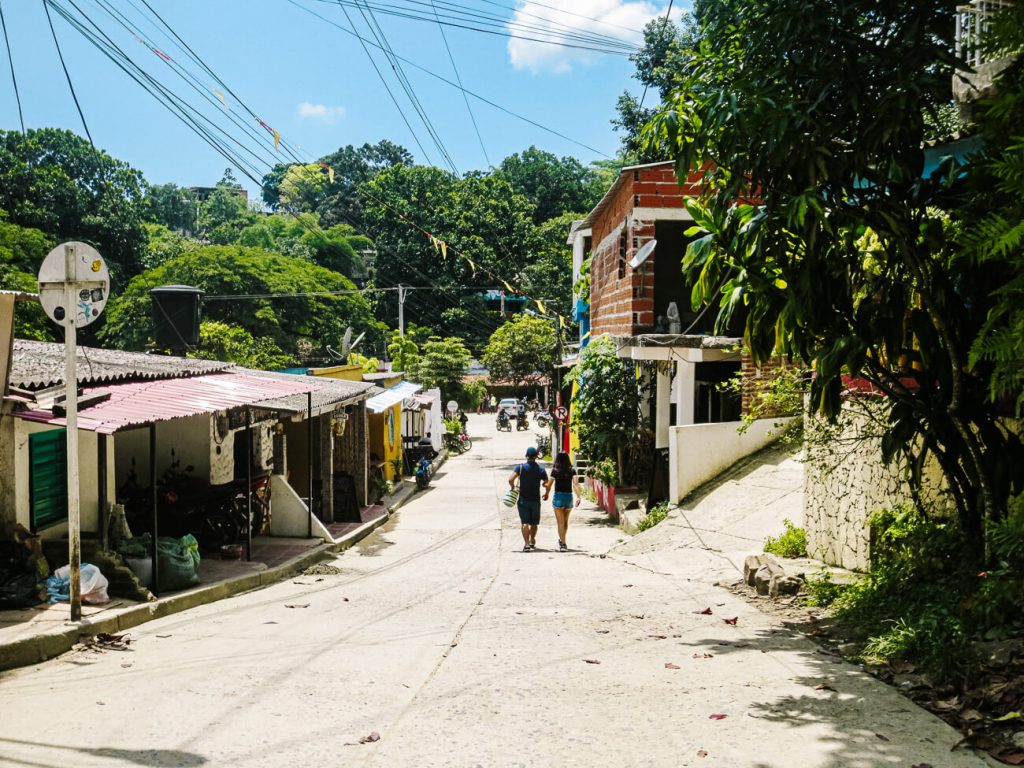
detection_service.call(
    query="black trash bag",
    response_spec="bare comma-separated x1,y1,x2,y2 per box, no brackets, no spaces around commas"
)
0,571,42,608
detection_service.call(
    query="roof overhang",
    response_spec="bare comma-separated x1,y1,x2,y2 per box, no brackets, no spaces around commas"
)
367,381,421,413
615,334,742,362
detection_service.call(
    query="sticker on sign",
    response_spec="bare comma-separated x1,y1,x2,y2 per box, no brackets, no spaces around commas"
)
37,242,110,328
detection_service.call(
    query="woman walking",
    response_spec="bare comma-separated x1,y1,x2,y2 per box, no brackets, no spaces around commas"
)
544,452,581,552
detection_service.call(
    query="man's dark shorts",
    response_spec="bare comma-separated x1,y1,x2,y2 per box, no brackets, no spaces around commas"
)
517,498,541,526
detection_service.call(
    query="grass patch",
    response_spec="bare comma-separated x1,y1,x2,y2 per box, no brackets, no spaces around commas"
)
636,502,669,532
763,519,807,558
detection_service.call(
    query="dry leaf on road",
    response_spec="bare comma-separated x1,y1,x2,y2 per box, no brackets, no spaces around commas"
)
665,663,680,669
693,607,713,615
709,714,727,720
583,659,601,665
723,617,738,625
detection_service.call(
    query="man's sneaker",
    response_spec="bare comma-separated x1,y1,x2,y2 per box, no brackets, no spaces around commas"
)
559,541,567,552
523,544,532,552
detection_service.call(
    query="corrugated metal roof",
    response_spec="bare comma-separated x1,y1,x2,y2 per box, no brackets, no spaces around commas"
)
247,370,381,415
367,381,421,413
11,339,230,389
16,372,318,434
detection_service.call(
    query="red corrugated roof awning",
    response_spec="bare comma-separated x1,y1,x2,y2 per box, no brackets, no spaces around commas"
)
17,372,319,434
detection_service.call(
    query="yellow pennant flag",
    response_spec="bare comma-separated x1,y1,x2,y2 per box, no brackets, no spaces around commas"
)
535,299,547,315
440,241,447,259
273,130,281,152
431,235,440,253
465,257,475,274
328,167,335,184
559,315,567,329
212,87,226,106
501,279,516,294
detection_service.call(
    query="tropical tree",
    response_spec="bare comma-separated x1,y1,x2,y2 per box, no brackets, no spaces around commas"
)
570,335,643,479
645,0,1023,552
362,165,535,346
496,146,603,224
482,314,556,391
199,170,257,245
0,211,53,340
414,336,471,402
100,245,383,362
191,321,291,369
0,128,148,282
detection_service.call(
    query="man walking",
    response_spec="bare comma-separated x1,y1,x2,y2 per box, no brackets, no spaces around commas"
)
509,446,547,551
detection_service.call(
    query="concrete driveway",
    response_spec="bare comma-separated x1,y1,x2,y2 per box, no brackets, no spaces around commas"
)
0,414,994,767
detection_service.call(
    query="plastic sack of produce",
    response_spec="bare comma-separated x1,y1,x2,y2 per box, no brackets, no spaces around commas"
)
46,563,110,604
156,534,200,592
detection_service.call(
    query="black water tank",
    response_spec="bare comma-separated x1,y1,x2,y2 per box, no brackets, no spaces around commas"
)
150,285,204,352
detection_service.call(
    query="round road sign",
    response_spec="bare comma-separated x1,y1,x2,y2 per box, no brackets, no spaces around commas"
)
446,400,459,414
37,242,110,328
554,405,569,421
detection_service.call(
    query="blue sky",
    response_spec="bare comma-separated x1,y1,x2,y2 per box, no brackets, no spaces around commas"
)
0,0,685,198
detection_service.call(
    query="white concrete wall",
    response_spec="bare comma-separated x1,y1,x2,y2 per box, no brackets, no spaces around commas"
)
269,473,332,540
669,417,797,503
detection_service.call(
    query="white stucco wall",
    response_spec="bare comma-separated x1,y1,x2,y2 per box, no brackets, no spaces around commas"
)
269,473,331,540
669,417,797,503
803,404,952,571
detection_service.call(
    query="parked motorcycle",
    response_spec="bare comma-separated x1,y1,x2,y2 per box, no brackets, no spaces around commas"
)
415,454,433,489
535,409,551,427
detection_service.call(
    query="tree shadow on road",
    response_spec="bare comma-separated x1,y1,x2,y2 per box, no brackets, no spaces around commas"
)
677,627,988,768
0,737,206,767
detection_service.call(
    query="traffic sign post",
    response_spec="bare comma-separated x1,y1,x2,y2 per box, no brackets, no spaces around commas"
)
38,242,109,622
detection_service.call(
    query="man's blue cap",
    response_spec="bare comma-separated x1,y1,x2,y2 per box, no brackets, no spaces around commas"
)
525,446,538,457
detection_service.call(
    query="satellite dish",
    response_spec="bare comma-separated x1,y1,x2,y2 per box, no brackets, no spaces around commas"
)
628,239,656,270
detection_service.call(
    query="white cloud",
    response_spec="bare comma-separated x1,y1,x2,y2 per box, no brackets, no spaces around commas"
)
297,102,346,123
507,0,664,74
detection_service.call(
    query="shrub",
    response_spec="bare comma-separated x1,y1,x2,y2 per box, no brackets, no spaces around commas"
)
803,570,849,607
636,502,669,532
763,519,807,558
590,457,618,487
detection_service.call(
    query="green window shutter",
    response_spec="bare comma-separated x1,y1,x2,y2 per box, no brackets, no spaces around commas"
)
30,429,67,531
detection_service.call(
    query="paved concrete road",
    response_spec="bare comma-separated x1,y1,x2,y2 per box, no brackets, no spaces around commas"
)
0,415,994,768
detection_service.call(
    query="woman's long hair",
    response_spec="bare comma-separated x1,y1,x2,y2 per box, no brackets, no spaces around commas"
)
551,451,572,479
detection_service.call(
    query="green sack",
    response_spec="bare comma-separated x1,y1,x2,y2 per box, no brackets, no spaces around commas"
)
156,534,201,591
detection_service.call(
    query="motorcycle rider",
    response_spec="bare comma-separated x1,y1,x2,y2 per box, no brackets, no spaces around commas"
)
497,409,511,430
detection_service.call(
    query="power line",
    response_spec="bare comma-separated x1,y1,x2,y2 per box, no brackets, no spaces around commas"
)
289,0,611,158
638,0,674,110
0,0,24,134
44,0,94,146
431,0,489,168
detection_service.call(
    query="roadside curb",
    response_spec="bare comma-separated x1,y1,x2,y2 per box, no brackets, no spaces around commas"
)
0,450,449,673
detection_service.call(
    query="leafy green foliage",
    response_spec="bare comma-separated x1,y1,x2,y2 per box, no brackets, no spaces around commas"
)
482,314,556,390
191,321,291,369
414,336,471,403
636,502,669,532
763,519,808,558
100,245,381,360
496,146,603,225
589,457,618,487
646,0,1023,549
570,336,643,472
820,505,1024,679
0,211,53,340
363,165,535,347
962,3,1024,418
0,128,149,283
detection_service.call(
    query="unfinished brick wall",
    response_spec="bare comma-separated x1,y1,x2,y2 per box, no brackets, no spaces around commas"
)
589,163,706,337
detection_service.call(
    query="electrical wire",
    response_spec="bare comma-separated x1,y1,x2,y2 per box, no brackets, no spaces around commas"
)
431,0,489,167
638,0,674,110
0,0,24,134
44,0,94,146
289,0,610,158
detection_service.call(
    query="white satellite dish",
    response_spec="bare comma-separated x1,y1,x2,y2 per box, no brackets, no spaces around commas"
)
629,239,656,270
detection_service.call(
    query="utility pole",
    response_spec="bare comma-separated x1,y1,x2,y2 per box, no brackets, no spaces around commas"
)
397,284,409,337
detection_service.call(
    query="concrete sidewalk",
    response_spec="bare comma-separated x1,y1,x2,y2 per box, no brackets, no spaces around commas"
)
0,475,423,671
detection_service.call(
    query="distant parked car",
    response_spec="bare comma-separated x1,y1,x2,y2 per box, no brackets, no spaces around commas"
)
498,398,524,418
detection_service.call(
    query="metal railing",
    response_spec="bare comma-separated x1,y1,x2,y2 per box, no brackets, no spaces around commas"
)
956,0,1010,69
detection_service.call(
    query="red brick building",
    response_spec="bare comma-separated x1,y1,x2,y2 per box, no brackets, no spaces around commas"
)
569,162,788,504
